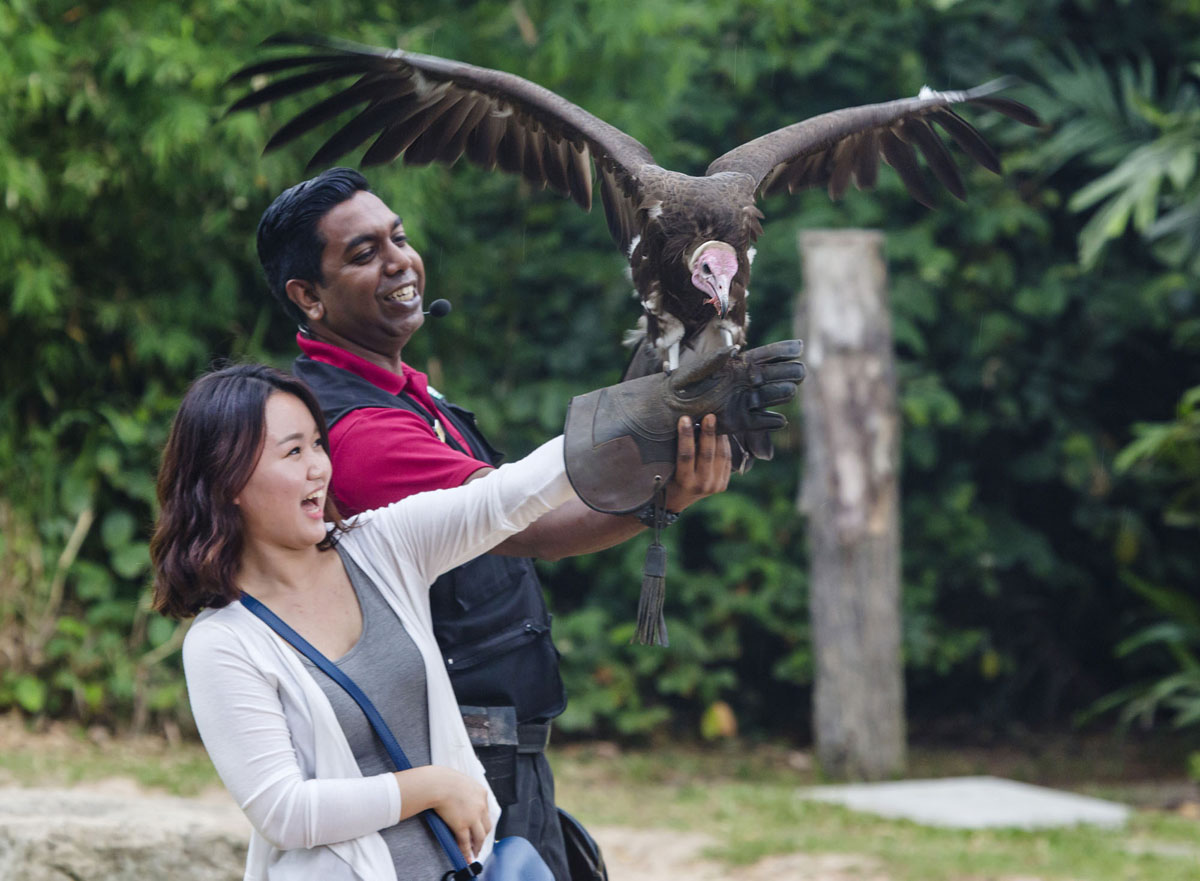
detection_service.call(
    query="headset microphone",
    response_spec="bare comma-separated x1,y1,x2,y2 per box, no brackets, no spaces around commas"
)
423,299,452,318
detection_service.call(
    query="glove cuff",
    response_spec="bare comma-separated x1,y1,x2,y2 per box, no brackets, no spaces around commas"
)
563,384,676,514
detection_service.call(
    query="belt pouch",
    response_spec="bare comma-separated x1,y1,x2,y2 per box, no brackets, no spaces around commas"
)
476,744,519,807
461,705,520,807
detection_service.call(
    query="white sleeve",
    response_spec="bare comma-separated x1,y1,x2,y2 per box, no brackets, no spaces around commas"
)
359,435,574,583
183,622,402,850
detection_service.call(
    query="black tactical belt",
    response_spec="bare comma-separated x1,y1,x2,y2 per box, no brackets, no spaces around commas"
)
516,722,551,754
460,705,551,753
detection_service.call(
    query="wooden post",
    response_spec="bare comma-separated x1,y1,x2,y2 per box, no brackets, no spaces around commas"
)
796,229,905,781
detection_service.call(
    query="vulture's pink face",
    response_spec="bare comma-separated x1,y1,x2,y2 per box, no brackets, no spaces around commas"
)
688,242,739,317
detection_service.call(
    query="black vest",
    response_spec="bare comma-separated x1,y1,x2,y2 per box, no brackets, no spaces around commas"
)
293,355,566,724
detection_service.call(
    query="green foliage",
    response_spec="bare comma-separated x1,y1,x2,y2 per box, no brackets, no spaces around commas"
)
1084,574,1200,730
549,478,809,737
1034,46,1200,738
1117,385,1200,529
1032,49,1200,272
4,0,1200,740
1096,388,1200,731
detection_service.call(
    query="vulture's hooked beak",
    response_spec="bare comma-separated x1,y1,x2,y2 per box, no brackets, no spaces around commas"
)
689,241,739,318
703,277,731,317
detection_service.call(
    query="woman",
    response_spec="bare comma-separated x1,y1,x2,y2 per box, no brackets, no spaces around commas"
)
151,364,576,880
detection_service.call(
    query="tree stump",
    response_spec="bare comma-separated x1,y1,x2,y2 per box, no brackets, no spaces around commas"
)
796,229,905,781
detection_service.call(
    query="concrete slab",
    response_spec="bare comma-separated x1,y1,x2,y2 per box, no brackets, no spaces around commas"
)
799,775,1131,829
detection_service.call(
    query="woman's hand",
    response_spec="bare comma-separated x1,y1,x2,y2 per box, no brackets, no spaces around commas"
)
395,765,492,863
432,767,492,864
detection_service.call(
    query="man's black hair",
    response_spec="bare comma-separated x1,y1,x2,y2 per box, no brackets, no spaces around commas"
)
256,167,371,327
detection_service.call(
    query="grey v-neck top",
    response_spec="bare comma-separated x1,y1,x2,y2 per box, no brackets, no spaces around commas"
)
300,548,451,879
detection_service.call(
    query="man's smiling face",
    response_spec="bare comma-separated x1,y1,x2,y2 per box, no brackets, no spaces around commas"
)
301,190,427,360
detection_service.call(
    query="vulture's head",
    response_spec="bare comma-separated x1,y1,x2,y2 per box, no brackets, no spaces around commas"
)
688,241,739,317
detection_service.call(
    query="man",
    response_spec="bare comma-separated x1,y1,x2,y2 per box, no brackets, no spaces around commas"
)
256,168,733,879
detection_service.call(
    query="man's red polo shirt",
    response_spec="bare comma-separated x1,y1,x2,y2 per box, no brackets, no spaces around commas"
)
297,334,489,516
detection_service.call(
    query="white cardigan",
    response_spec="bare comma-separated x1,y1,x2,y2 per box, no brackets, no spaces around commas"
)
183,437,573,881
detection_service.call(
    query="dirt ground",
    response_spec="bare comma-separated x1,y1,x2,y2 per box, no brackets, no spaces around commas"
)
588,825,891,880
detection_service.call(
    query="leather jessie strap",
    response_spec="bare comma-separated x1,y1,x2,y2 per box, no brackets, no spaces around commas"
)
239,592,484,881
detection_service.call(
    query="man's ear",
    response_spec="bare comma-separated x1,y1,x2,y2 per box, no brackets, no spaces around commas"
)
286,279,324,323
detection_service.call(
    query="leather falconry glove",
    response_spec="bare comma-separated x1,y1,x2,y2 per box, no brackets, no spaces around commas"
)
564,339,806,647
564,339,806,515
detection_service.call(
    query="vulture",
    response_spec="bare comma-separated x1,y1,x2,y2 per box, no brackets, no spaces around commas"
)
230,34,1039,462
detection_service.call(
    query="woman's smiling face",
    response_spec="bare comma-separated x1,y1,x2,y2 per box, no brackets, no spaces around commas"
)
235,392,332,553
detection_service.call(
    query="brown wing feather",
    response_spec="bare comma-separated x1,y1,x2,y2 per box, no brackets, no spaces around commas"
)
465,112,508,169
897,117,965,200
497,121,527,176
879,128,936,208
422,99,493,167
826,138,857,200
228,53,353,81
929,108,1000,173
970,96,1041,126
522,126,548,185
225,63,380,111
706,79,1039,206
784,151,828,194
307,96,419,168
760,150,812,197
852,129,881,189
597,162,640,252
540,136,570,195
263,79,403,152
230,35,657,237
564,141,594,210
402,94,480,165
363,92,467,166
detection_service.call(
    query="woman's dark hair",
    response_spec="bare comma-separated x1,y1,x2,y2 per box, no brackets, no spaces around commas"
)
256,167,371,327
151,363,347,618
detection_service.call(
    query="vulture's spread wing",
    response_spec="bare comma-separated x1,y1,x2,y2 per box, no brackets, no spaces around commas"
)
229,35,656,251
705,79,1040,207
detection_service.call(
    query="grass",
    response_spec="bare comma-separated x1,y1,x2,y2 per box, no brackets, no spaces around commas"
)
1,717,1197,880
0,718,218,797
549,739,1200,881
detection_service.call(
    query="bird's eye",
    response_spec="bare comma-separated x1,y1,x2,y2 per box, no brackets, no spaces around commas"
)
702,262,711,274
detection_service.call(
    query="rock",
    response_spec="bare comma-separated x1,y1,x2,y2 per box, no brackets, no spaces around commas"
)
0,786,249,881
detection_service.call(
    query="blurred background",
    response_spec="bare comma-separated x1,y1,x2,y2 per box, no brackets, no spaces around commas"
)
2,0,1199,770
